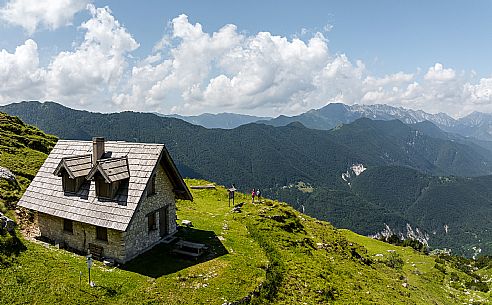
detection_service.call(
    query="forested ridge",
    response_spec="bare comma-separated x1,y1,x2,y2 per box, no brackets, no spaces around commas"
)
2,101,492,256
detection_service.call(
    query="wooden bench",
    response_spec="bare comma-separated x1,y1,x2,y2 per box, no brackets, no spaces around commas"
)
176,240,207,249
172,248,201,258
190,184,216,189
88,243,103,260
172,240,208,259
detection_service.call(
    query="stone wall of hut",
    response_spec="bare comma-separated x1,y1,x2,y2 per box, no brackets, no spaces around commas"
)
123,163,177,261
37,212,125,261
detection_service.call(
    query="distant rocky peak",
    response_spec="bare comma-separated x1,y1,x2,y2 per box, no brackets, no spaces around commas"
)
459,111,492,126
347,103,456,126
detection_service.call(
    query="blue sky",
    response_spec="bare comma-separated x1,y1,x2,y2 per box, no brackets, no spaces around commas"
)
0,0,491,117
100,1,492,76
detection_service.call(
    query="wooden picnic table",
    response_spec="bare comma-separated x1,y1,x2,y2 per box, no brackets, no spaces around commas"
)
176,240,206,249
172,240,208,258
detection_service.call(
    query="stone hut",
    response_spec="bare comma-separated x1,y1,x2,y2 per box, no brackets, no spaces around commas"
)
18,137,192,263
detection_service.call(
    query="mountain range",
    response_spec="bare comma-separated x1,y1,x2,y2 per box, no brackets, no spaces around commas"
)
1,101,491,256
156,112,271,129
260,102,492,142
155,102,492,142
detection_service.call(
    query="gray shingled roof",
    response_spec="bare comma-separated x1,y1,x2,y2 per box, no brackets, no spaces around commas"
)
53,154,92,178
86,156,130,183
18,140,192,231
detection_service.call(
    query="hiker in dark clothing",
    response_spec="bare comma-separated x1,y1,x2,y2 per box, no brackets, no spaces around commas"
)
256,189,261,202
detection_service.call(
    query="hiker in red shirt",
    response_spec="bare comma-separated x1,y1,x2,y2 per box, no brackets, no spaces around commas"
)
251,188,256,203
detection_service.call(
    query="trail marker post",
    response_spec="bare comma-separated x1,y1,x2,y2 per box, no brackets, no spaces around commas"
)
228,185,236,207
86,254,94,287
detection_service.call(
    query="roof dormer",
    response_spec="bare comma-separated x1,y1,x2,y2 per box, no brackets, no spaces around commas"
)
86,156,130,199
53,154,92,193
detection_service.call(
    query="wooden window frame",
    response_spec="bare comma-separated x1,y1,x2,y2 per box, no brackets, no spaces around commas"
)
63,218,73,234
96,226,108,242
148,211,157,232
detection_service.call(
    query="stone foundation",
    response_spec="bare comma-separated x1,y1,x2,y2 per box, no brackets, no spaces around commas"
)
38,212,125,261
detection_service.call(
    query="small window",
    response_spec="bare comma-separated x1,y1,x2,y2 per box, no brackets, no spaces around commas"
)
148,212,157,231
96,226,108,241
63,218,73,233
95,177,112,198
148,174,156,197
62,174,76,193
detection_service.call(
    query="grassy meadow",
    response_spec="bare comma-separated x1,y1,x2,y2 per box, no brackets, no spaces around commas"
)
0,180,490,304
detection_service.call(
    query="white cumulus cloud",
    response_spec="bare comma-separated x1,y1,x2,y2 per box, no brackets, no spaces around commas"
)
0,39,45,102
116,15,358,115
1,10,492,117
466,77,492,103
46,4,139,106
0,4,139,109
424,63,456,82
0,0,89,34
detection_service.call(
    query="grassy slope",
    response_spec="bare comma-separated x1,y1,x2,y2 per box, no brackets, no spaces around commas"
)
342,230,491,304
0,181,267,305
0,180,490,304
239,191,491,304
0,112,57,212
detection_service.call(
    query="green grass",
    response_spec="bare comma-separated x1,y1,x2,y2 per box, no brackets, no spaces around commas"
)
1,180,491,304
0,112,57,209
0,180,267,305
239,201,459,304
342,230,492,304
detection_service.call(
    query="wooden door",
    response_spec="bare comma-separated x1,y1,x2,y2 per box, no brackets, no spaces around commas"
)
159,206,169,237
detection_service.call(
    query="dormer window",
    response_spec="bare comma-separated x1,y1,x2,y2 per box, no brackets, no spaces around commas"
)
94,175,114,199
86,156,130,199
62,172,77,193
53,154,92,193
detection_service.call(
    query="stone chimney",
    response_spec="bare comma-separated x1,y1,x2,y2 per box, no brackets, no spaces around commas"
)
92,137,105,164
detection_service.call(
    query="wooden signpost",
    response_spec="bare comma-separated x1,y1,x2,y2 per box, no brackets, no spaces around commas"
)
228,185,236,207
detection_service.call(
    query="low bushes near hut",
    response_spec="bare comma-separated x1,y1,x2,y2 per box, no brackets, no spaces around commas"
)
385,251,404,270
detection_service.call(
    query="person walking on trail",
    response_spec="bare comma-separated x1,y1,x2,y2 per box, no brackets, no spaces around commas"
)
251,189,256,203
256,189,261,202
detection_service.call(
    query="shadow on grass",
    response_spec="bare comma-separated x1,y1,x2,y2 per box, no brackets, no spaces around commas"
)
0,230,27,267
1,229,26,252
122,227,228,278
80,285,120,298
97,284,120,297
